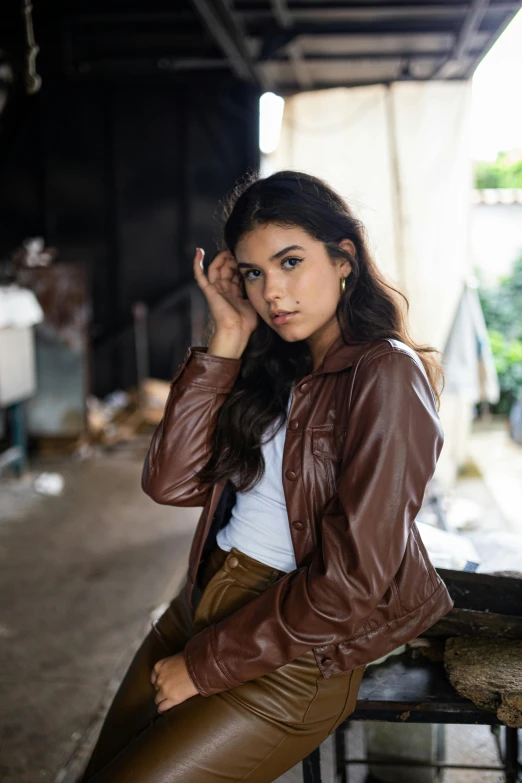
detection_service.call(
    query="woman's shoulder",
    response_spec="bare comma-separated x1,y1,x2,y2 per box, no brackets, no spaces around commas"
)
344,339,433,402
357,337,425,374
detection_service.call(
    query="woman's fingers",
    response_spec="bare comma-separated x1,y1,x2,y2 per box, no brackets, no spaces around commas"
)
193,248,232,288
221,258,239,282
156,697,176,713
208,251,237,285
194,248,243,302
192,245,255,332
193,248,210,292
150,658,166,688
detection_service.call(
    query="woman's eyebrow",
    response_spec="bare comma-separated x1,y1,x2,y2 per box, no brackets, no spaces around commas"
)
236,245,305,269
270,244,305,260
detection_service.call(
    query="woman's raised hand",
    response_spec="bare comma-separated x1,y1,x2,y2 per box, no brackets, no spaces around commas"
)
193,248,258,357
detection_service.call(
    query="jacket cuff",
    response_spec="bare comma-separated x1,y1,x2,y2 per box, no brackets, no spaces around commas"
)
183,625,241,697
175,346,242,392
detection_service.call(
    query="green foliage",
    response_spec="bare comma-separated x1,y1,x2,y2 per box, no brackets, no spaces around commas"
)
487,331,522,414
474,152,522,189
477,254,522,413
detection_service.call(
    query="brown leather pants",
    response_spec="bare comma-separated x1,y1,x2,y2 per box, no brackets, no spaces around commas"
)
80,544,366,782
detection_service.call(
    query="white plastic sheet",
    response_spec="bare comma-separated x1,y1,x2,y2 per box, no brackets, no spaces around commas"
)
268,80,474,351
0,286,44,329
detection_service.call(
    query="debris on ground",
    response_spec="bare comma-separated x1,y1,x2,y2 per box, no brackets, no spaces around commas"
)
33,471,64,496
84,378,169,448
445,496,483,531
139,378,170,425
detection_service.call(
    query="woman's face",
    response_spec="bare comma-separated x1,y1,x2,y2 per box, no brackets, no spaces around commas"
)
234,224,353,345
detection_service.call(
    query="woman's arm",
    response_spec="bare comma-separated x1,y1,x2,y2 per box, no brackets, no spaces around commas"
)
142,246,257,507
183,350,445,695
141,345,242,507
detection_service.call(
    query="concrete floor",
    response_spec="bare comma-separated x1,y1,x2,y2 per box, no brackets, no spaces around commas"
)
0,422,520,783
467,418,522,534
0,437,199,783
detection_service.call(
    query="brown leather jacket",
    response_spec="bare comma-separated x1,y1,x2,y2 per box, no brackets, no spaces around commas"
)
142,334,454,697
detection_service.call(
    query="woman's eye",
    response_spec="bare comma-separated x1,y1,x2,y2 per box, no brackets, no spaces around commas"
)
282,256,303,270
242,269,261,281
241,257,303,282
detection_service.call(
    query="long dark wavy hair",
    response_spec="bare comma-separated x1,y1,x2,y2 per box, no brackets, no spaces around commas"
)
196,170,445,493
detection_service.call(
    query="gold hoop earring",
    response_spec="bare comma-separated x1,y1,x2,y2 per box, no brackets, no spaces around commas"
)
340,277,346,294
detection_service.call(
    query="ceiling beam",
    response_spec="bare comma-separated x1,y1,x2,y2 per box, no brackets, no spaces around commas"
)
463,0,522,76
269,0,314,90
269,0,293,29
431,0,492,77
244,19,497,36
66,4,518,26
238,3,519,23
258,32,298,61
188,0,266,88
454,0,491,59
265,50,483,62
286,40,314,89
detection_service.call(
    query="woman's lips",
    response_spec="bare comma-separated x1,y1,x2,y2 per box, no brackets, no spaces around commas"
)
271,312,298,325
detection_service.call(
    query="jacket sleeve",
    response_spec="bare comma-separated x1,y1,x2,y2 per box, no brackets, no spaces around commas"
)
183,350,445,696
141,346,241,507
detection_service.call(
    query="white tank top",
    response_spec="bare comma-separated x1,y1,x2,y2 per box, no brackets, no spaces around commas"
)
216,389,297,572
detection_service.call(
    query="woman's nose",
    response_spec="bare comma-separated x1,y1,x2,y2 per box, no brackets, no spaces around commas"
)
263,272,285,303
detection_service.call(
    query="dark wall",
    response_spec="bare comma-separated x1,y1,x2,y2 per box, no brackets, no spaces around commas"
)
0,73,260,395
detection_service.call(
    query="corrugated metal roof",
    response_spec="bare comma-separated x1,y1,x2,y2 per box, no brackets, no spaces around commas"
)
239,0,522,91
9,1,519,92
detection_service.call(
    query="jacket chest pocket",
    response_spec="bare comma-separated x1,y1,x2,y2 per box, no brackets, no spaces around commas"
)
311,427,345,502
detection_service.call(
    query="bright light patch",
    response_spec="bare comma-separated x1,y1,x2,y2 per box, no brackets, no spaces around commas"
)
471,8,522,161
259,92,285,154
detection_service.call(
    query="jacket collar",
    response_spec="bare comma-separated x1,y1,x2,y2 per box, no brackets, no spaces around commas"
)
313,334,378,375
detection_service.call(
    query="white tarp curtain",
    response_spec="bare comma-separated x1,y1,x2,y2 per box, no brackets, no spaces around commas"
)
268,81,474,352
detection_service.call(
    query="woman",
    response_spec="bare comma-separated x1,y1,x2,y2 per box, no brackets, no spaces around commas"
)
81,170,454,782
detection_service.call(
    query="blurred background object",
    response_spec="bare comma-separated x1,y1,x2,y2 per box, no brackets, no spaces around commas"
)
0,283,43,475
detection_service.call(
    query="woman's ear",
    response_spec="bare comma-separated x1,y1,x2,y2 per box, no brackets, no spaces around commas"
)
338,238,355,256
338,239,355,276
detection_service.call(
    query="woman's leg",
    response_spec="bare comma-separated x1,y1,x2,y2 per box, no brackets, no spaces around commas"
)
81,545,229,781
81,663,365,783
81,545,366,783
80,576,196,781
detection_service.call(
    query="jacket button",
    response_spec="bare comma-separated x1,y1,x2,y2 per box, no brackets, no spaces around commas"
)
292,520,304,530
321,657,332,665
289,419,299,431
228,556,239,568
300,383,310,393
285,470,297,481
